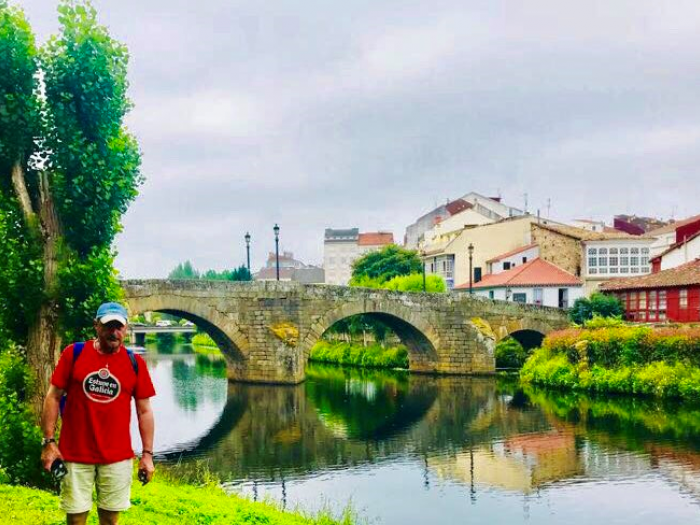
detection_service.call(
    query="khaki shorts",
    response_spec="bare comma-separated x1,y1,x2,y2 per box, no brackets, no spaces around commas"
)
60,459,133,514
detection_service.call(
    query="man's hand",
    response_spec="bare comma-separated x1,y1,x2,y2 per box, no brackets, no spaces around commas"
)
41,443,63,472
138,453,155,484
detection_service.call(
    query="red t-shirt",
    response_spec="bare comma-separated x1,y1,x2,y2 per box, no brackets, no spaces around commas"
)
51,340,156,464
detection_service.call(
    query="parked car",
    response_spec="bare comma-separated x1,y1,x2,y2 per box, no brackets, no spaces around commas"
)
155,320,173,327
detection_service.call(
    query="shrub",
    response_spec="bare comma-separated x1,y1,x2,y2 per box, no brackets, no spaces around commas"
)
569,293,624,324
309,341,408,369
0,345,51,487
495,337,529,369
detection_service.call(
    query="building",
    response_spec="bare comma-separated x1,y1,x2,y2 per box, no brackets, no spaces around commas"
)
600,259,700,323
647,214,700,257
420,215,558,290
651,231,700,272
571,219,607,233
456,258,583,309
323,228,394,285
531,223,653,294
486,244,540,275
614,214,668,235
404,192,524,249
254,251,325,283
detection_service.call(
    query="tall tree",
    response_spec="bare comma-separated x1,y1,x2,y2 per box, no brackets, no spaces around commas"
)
350,244,422,284
0,1,142,410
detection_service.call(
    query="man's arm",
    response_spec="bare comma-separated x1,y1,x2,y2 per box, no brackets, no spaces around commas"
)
40,385,64,471
135,397,155,482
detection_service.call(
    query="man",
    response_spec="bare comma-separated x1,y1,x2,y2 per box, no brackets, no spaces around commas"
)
41,302,156,525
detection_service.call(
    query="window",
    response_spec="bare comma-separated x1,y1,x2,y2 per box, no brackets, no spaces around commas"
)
503,262,511,270
599,267,609,274
621,256,629,266
630,292,638,311
513,293,527,303
630,256,639,266
489,290,495,300
642,247,650,255
641,256,649,266
631,268,639,274
610,248,619,255
474,267,483,283
631,247,640,255
599,248,608,255
680,289,688,309
589,258,597,267
522,257,528,264
588,248,597,255
609,256,619,266
534,288,543,305
620,248,629,255
659,290,667,310
589,268,598,274
639,292,647,310
620,268,630,274
598,257,608,266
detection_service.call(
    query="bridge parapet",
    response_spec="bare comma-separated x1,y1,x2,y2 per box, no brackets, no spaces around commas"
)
122,280,569,384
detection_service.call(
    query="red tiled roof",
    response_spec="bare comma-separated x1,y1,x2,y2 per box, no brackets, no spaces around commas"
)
358,232,394,246
445,199,473,216
486,243,538,264
455,258,582,289
647,214,700,236
599,258,700,291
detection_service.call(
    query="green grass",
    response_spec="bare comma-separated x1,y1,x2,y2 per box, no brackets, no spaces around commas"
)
0,478,353,525
191,333,222,355
309,340,408,369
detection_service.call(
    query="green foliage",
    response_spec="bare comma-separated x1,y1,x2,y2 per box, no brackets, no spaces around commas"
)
495,337,529,369
168,260,199,280
0,475,355,524
169,261,252,281
350,244,421,284
569,292,624,324
0,345,51,487
0,0,142,349
521,326,700,400
42,1,142,254
309,340,408,369
583,314,624,329
351,273,446,293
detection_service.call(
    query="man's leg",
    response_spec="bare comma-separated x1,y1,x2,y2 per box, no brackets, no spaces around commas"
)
66,512,89,525
97,508,120,525
95,459,134,522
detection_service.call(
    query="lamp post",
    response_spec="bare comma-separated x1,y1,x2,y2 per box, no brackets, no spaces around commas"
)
420,249,426,292
273,224,280,281
468,243,474,295
244,232,251,273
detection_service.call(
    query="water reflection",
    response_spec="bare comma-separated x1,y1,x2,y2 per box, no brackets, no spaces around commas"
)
145,345,700,524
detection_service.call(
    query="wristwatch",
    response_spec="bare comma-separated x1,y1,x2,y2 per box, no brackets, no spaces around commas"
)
41,437,56,447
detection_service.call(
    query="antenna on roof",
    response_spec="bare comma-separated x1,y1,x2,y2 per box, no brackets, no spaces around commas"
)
546,198,551,218
523,192,528,214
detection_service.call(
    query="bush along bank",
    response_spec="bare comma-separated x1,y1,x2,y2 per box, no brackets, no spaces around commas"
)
309,340,408,369
520,325,700,400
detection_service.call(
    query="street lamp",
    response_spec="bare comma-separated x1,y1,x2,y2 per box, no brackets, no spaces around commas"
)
468,243,474,295
273,224,280,281
420,249,426,292
244,232,251,273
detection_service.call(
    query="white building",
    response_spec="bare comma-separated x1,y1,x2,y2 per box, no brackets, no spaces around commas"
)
647,214,700,257
571,219,607,233
486,244,540,275
651,231,700,271
323,228,394,285
456,258,584,309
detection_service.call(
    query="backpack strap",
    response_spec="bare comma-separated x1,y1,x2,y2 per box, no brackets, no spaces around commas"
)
59,342,85,416
126,348,139,376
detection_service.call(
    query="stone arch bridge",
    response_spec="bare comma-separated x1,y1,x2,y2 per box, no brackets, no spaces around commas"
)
122,280,569,384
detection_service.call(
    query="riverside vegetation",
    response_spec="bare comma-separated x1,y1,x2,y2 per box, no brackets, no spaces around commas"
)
309,340,409,369
521,321,700,400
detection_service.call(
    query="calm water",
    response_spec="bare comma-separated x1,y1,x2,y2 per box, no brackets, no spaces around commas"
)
132,342,700,524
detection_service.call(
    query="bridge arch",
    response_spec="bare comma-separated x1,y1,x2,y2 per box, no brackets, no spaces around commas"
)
125,295,250,381
302,301,441,372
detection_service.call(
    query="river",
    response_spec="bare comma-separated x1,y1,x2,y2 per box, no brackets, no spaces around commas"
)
131,341,700,524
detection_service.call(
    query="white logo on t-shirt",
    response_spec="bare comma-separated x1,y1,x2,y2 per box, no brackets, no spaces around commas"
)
83,369,121,403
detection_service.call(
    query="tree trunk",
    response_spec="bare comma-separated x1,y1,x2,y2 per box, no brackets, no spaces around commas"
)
20,168,63,416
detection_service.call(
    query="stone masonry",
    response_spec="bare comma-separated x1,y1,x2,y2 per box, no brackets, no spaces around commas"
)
122,280,569,384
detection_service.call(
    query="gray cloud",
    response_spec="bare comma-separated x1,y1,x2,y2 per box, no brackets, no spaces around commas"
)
17,0,700,277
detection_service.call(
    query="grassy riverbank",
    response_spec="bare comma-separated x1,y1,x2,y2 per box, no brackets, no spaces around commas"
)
521,325,700,400
0,477,352,525
309,340,408,369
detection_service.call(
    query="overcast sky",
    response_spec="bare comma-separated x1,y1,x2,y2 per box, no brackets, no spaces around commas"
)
17,0,700,277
